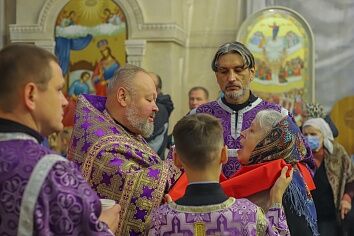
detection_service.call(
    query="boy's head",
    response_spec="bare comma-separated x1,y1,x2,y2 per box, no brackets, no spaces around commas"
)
172,113,227,172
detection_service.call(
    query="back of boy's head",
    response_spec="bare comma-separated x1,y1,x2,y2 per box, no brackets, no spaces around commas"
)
172,113,224,170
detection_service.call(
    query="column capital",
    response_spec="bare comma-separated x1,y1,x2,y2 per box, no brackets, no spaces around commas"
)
125,39,146,67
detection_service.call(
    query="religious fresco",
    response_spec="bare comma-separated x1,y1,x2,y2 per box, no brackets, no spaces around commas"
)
51,0,127,155
237,7,314,125
55,0,126,98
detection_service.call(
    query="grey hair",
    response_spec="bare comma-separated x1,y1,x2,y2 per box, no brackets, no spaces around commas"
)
107,64,147,95
255,110,285,133
211,41,255,72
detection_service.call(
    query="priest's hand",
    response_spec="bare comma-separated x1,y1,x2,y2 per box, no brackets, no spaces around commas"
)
164,194,173,203
99,204,121,233
270,166,293,204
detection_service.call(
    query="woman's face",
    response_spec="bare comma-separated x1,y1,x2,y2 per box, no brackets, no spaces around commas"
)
302,125,324,152
238,120,267,165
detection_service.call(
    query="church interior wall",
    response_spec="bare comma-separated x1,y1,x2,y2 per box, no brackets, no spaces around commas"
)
0,0,15,48
138,0,185,26
143,41,185,128
1,0,353,154
16,0,45,24
1,0,246,127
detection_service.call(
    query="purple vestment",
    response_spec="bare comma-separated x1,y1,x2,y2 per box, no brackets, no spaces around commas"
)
68,94,181,235
0,133,112,235
149,198,290,236
195,98,288,177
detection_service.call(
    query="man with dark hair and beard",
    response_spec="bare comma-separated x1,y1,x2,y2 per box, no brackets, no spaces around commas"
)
191,41,314,178
68,64,181,235
188,41,316,236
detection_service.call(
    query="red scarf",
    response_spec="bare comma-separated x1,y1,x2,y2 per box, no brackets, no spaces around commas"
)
169,159,315,201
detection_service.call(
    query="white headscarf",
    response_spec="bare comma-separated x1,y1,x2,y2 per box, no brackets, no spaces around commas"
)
303,118,334,154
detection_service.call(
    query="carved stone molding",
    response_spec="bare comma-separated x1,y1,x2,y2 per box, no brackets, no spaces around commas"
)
135,23,186,45
9,25,42,33
38,0,58,28
9,0,187,50
35,40,56,53
125,39,146,67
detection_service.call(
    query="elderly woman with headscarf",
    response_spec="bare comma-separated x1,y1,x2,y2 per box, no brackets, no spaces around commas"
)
169,109,318,235
224,109,318,236
302,118,354,236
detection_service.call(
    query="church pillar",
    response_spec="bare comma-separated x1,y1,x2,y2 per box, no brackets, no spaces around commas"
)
125,39,146,67
35,40,55,53
0,0,4,48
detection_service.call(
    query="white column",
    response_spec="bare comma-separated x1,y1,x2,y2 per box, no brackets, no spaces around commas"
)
125,39,146,67
0,0,5,49
35,40,56,53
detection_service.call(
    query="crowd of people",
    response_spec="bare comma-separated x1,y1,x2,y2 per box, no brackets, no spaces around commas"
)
0,42,353,236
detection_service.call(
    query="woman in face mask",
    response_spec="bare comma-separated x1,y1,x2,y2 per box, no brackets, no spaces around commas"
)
303,118,354,236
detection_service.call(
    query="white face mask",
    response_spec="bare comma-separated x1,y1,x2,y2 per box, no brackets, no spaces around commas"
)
305,135,321,151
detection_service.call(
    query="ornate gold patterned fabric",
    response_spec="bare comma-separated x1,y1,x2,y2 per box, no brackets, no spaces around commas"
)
149,198,290,235
68,94,181,235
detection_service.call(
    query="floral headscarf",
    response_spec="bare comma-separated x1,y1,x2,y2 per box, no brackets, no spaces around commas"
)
247,116,308,165
246,115,319,235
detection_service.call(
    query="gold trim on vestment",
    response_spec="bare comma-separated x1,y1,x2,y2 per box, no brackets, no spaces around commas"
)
168,197,236,213
69,95,176,235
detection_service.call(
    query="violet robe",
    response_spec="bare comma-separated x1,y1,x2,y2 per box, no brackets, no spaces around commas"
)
0,133,112,235
68,94,181,235
149,198,290,236
194,97,311,177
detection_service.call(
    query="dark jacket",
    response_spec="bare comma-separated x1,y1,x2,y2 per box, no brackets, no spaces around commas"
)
146,94,174,159
324,114,339,138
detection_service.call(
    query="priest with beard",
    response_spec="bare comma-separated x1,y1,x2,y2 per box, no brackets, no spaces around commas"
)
68,64,181,235
191,41,314,177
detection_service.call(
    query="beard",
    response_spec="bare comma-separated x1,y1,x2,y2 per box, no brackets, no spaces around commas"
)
224,84,250,101
126,105,154,138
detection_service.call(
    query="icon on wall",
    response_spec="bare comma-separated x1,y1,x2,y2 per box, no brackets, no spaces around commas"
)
55,0,127,98
237,6,315,125
52,0,127,155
